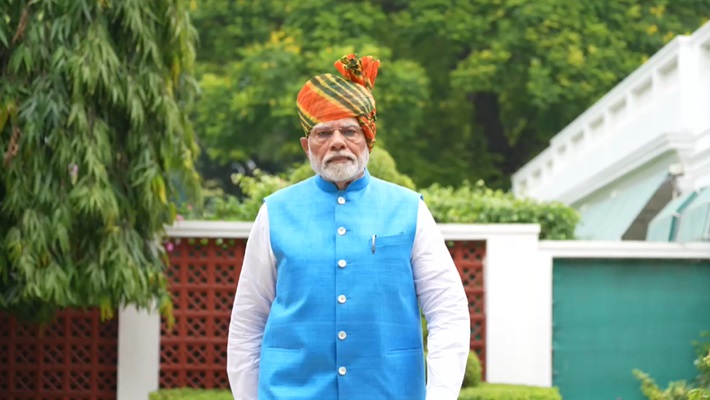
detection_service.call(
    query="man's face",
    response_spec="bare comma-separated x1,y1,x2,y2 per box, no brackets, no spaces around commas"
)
299,117,369,184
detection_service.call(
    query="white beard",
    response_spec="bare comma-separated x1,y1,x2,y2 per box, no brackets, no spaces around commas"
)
308,146,370,183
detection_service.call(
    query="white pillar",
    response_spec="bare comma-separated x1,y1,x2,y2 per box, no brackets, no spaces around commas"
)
484,226,552,387
117,305,161,400
438,224,551,387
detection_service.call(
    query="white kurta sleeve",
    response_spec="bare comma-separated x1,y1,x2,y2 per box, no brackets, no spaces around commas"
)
412,199,471,400
227,203,277,400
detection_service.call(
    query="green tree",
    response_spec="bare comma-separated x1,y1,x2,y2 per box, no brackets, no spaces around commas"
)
0,0,200,322
189,0,429,185
386,0,710,187
189,0,708,190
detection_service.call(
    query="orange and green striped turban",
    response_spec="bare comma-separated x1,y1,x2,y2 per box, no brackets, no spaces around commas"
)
297,54,380,150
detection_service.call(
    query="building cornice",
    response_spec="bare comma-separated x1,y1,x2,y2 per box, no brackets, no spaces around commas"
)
166,220,253,238
165,221,541,240
539,240,710,259
437,224,540,240
556,131,694,204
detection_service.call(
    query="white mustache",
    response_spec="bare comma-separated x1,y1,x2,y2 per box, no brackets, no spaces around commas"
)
324,152,355,163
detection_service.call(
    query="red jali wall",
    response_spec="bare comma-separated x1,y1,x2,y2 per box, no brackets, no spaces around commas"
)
159,237,486,390
0,309,118,400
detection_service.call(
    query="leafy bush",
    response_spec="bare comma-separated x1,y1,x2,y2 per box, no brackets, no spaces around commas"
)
181,148,579,240
633,370,694,400
420,181,579,240
177,169,289,221
689,352,710,400
633,332,710,400
463,350,483,388
459,383,562,400
151,384,562,400
149,389,232,400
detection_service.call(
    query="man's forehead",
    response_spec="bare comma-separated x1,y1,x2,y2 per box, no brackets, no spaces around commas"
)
313,118,360,129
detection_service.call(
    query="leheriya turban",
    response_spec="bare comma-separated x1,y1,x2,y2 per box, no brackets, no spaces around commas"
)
297,54,380,150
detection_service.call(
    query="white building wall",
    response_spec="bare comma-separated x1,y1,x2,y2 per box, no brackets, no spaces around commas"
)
437,224,552,387
512,21,710,205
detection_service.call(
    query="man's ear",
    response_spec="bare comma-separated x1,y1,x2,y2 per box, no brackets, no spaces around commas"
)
300,137,309,154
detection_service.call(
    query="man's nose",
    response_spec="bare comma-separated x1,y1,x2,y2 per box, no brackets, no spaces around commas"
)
329,130,347,149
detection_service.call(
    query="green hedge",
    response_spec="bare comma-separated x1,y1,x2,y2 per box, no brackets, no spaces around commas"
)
151,385,562,400
463,350,482,388
459,383,563,400
180,148,579,240
420,181,579,240
149,389,232,400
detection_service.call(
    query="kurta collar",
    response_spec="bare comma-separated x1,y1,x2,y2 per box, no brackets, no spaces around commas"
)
315,168,371,193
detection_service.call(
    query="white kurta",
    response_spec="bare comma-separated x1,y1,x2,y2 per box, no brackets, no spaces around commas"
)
227,199,471,400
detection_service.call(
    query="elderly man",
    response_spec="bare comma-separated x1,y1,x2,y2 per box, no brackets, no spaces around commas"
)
227,55,470,400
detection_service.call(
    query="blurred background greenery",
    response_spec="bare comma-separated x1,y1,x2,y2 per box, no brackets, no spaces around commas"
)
188,0,709,191
1,0,708,323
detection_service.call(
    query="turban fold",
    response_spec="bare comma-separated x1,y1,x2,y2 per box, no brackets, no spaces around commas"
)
297,54,380,149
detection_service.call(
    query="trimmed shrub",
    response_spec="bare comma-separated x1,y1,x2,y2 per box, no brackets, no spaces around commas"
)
463,350,483,388
182,164,579,240
151,383,562,399
420,181,579,240
459,383,563,400
149,389,232,399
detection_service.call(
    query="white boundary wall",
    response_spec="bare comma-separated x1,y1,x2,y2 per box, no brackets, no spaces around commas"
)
117,222,710,399
438,224,551,387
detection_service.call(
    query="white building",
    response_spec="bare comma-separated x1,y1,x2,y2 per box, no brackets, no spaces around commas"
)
512,21,710,242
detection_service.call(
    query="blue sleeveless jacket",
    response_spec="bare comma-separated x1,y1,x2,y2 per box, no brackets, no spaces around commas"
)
259,169,425,399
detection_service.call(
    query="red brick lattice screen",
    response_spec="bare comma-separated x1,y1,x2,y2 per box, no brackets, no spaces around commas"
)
449,241,487,377
160,237,486,389
0,309,118,400
160,238,246,389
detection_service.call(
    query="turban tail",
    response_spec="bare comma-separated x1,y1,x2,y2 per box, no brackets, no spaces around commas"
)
297,55,380,149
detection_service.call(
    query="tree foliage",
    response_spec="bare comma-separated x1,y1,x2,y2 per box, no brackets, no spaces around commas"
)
189,0,709,189
0,0,200,321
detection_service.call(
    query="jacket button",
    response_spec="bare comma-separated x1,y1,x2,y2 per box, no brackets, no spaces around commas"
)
337,295,347,304
337,196,346,205
338,366,347,375
338,331,347,340
337,227,346,235
338,259,347,268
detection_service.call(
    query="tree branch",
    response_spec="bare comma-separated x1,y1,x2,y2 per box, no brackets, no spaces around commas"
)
12,5,31,44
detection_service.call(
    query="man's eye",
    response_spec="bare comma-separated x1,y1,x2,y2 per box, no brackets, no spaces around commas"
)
343,129,357,136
